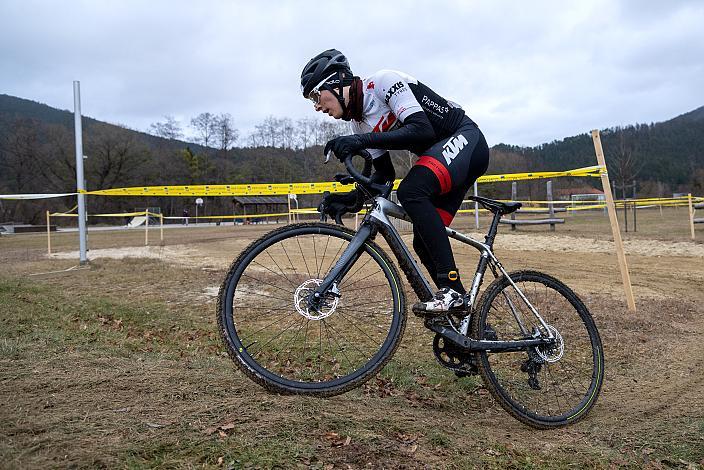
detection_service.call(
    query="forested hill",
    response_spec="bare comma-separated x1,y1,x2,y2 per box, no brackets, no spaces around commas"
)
493,106,704,192
1,92,703,222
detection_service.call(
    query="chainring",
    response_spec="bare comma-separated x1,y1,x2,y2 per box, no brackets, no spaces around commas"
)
432,333,478,377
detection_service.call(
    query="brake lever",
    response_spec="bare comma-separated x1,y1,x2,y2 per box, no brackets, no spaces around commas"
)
334,173,355,185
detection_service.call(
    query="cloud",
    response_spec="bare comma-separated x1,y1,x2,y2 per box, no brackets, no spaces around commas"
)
0,0,702,146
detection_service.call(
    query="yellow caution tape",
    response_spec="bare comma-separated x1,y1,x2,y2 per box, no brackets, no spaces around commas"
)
163,212,291,220
81,165,607,197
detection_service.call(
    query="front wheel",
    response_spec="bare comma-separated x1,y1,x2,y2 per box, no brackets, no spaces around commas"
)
217,222,406,397
472,270,604,428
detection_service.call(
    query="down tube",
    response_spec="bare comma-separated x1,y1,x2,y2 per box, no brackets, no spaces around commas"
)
377,221,434,301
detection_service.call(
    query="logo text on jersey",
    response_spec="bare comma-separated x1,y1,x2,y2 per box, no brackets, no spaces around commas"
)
421,95,450,114
367,81,375,90
442,135,468,165
384,81,406,104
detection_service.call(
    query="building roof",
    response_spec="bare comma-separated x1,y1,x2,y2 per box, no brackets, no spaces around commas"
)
232,196,289,205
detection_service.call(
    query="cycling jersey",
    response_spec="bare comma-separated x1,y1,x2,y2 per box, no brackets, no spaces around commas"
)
350,70,472,158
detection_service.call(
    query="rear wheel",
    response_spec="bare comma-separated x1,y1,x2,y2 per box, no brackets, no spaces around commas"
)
472,270,604,428
217,222,406,396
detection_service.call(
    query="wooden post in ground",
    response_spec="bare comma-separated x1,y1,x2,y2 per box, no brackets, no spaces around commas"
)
688,193,695,240
547,180,556,232
591,130,636,312
145,210,149,246
46,210,52,255
160,213,164,243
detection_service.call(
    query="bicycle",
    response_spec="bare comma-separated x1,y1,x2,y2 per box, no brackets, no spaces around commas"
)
217,151,604,428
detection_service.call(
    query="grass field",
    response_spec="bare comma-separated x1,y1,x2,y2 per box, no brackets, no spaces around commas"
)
1,206,703,468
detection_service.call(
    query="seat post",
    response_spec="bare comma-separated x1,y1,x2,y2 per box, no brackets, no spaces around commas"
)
484,211,502,247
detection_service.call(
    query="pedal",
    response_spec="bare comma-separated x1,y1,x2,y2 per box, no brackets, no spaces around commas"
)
412,298,468,317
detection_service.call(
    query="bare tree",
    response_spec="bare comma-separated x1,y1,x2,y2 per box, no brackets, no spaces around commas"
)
295,117,318,149
85,124,147,190
149,115,183,140
190,112,217,148
213,113,239,151
0,118,41,194
611,126,643,198
279,117,295,149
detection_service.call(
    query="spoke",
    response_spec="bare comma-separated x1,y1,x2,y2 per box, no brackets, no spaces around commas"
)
338,255,376,288
233,304,292,312
296,236,313,278
275,316,307,364
316,234,332,279
241,272,296,297
312,234,319,280
279,237,303,281
323,318,370,369
299,320,310,368
234,286,290,304
262,250,298,289
243,310,298,344
340,283,391,294
541,363,561,415
318,321,323,381
334,309,387,346
339,298,395,312
248,314,304,358
323,319,366,375
340,268,386,291
322,237,347,279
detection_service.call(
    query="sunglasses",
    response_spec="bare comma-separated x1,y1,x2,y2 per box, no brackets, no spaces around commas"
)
307,72,336,105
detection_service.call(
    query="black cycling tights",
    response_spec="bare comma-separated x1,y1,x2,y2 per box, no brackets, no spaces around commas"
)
396,123,489,294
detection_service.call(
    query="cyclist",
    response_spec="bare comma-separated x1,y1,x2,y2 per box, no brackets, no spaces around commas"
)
301,49,490,314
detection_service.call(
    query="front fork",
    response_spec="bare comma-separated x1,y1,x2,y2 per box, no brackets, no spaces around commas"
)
308,223,373,309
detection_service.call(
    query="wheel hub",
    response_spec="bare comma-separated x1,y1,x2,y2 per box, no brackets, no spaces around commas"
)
294,279,339,320
535,324,564,363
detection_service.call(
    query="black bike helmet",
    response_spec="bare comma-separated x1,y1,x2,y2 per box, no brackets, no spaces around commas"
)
300,49,352,99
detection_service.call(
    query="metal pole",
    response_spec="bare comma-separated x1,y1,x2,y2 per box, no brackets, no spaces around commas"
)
46,210,51,255
473,181,479,229
688,193,696,240
145,210,149,245
73,81,88,264
510,182,517,231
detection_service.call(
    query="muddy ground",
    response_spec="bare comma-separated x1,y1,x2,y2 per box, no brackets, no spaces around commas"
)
1,207,703,468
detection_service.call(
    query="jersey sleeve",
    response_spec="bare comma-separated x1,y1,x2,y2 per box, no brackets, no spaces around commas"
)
350,119,386,159
373,70,423,123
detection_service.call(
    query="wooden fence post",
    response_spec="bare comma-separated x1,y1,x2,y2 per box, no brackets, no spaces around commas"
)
547,180,555,232
592,130,636,312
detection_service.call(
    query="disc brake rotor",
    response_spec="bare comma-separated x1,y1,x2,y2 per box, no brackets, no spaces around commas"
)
294,279,339,320
535,324,564,363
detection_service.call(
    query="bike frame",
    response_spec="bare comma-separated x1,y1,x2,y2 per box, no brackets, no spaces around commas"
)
312,195,555,352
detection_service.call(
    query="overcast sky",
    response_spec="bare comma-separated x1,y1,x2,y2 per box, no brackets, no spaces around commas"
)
1,0,702,147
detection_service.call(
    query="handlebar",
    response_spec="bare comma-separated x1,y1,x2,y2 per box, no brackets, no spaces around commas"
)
343,149,374,185
325,149,389,196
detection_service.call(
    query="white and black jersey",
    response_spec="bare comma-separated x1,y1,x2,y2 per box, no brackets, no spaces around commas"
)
351,70,471,158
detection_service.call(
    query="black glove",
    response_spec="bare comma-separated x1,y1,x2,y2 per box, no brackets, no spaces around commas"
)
324,134,365,162
318,190,364,225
